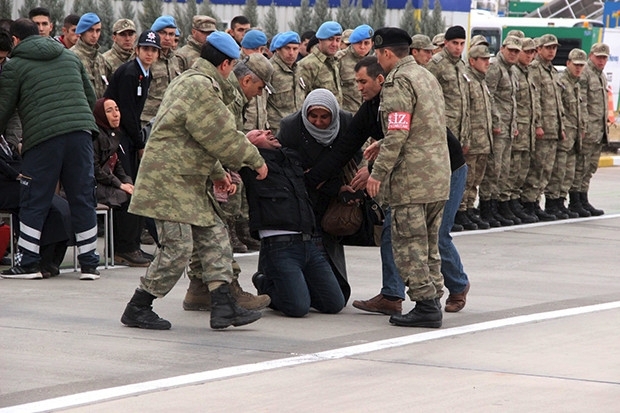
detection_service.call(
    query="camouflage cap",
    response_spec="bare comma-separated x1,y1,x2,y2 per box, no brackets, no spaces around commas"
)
470,34,489,47
521,37,536,51
568,48,587,64
243,53,276,94
506,29,525,39
410,34,435,50
502,35,522,51
341,29,353,45
113,18,136,34
469,45,491,59
193,15,216,33
540,34,560,47
432,33,445,46
590,42,610,57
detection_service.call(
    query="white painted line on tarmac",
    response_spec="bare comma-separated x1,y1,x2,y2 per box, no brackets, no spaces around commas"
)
3,300,620,413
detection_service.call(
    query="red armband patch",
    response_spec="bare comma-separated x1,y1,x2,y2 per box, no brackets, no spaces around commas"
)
387,112,411,131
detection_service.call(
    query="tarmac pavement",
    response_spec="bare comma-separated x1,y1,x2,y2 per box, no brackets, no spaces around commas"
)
2,167,620,412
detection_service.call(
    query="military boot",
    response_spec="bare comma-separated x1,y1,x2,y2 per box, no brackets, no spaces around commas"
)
121,289,171,330
558,197,579,218
235,219,261,251
478,200,501,228
498,200,521,225
210,284,262,329
568,191,591,217
454,210,477,230
389,299,442,328
226,218,248,253
544,198,568,220
466,208,490,229
491,199,513,226
183,278,211,311
530,200,557,222
581,192,604,216
229,279,271,310
509,198,537,223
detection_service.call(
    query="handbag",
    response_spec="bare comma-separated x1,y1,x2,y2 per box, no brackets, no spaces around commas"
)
341,195,384,247
321,197,364,236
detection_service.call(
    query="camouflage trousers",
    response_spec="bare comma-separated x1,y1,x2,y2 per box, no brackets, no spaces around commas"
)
461,153,488,210
507,149,531,200
479,137,512,202
545,131,577,199
521,139,558,203
391,201,445,302
139,217,234,297
571,140,603,193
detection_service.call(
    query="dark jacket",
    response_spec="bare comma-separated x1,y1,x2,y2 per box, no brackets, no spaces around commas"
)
94,126,133,189
239,147,315,240
0,142,21,210
0,35,97,154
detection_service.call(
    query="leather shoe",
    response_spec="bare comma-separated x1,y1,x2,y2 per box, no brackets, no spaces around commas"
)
352,293,402,315
445,282,470,313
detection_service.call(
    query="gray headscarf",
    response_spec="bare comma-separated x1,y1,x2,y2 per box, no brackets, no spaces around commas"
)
301,88,341,147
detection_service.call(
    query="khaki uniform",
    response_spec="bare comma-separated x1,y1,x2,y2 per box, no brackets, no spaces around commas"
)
337,46,365,113
70,39,112,99
141,49,180,124
243,94,269,133
129,58,264,296
297,46,342,104
521,55,564,203
479,52,517,202
370,55,450,302
175,36,202,73
102,43,133,73
267,53,304,134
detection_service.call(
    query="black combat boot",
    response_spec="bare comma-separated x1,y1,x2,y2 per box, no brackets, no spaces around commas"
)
510,198,537,223
121,289,171,330
531,200,557,222
580,192,604,216
498,200,521,225
454,210,477,230
467,208,490,229
479,200,501,228
545,198,568,220
558,197,579,218
389,299,442,328
568,191,591,217
491,199,513,226
210,283,262,329
451,223,464,232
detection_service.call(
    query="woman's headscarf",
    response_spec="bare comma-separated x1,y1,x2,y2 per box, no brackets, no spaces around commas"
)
301,88,340,147
93,98,117,131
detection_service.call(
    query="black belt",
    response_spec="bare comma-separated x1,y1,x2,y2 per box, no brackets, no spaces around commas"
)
262,233,312,243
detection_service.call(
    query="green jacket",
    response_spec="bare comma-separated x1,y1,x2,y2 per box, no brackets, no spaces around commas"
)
0,35,97,154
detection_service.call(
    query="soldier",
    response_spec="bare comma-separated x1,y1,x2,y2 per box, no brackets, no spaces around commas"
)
431,32,444,54
267,31,305,135
470,34,489,47
410,34,435,66
546,48,587,218
71,13,112,99
479,36,522,226
340,28,353,50
337,24,374,113
506,29,525,39
54,14,79,48
521,34,564,221
28,7,53,37
176,15,216,72
226,15,251,45
297,21,343,103
240,29,267,57
570,43,609,217
367,28,450,328
120,31,268,331
509,37,539,223
103,19,137,73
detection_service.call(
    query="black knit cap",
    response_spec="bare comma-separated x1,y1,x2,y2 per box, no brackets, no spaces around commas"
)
444,25,466,41
373,27,412,49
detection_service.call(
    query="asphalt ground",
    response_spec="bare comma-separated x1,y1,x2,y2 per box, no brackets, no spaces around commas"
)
2,166,620,412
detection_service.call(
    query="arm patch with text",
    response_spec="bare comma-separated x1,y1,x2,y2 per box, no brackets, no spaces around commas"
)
387,112,411,131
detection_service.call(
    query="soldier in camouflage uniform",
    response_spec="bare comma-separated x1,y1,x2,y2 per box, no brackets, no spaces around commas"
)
238,30,270,132
545,48,587,219
508,37,539,223
297,21,343,104
570,43,609,217
410,34,435,67
120,32,267,331
431,33,444,55
479,36,522,226
71,13,112,99
337,24,373,113
368,28,450,328
267,31,305,134
175,15,216,72
141,16,181,125
102,19,137,73
521,34,564,221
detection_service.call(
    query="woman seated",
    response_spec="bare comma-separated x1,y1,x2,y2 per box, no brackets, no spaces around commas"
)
93,98,150,267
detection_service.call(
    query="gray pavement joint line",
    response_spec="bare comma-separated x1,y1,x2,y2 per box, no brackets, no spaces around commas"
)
3,301,620,413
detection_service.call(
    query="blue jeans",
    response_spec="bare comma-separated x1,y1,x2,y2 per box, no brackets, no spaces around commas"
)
258,237,345,317
380,207,406,300
439,164,469,294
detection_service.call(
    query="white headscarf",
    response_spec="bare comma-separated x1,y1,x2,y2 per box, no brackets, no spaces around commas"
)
301,89,341,147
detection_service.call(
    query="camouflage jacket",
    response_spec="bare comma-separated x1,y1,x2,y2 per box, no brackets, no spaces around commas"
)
243,93,269,132
297,46,342,104
513,62,538,151
71,39,112,99
140,49,180,124
267,53,304,134
426,47,470,144
337,46,364,113
485,52,518,139
530,55,563,140
128,58,264,226
558,70,585,147
226,73,249,131
176,36,201,73
370,56,450,205
465,65,492,154
102,42,133,73
580,60,609,143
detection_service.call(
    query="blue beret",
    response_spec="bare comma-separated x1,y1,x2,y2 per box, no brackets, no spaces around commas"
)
175,28,180,36
241,29,267,49
76,13,100,35
316,21,342,40
269,33,281,52
272,31,301,50
349,24,373,44
151,15,177,32
207,31,240,59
